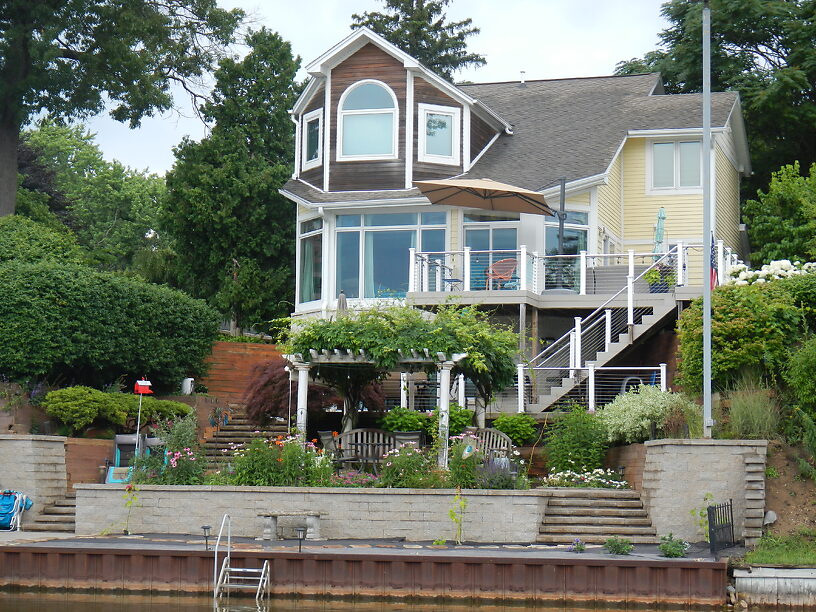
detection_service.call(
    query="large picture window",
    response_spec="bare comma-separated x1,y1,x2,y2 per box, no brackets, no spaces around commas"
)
650,140,702,191
418,103,460,165
337,80,398,160
301,108,322,171
335,211,446,299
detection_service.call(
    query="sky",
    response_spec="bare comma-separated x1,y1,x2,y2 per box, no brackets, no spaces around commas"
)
84,0,670,175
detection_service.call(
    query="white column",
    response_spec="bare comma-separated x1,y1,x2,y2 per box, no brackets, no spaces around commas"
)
464,246,472,291
574,316,582,369
628,249,635,278
434,258,443,291
437,362,454,469
532,251,540,293
569,330,576,378
519,245,528,291
579,250,587,295
587,362,596,413
517,363,525,413
422,257,430,292
295,364,310,439
604,309,613,352
716,239,725,286
457,373,465,407
400,372,408,408
659,363,667,392
627,274,634,327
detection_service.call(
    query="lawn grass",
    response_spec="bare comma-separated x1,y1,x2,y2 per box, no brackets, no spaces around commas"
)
745,529,816,565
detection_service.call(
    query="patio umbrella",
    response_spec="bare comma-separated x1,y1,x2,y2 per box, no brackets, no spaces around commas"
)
413,178,555,217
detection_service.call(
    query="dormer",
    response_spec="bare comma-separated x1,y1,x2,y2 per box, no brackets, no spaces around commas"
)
290,28,510,193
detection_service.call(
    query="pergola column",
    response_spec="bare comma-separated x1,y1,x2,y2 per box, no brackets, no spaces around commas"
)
294,363,310,438
437,360,455,469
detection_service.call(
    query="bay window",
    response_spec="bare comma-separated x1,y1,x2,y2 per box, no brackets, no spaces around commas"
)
298,218,323,303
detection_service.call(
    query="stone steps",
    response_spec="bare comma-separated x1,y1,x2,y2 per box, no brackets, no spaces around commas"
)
538,488,658,545
201,407,289,470
22,494,76,533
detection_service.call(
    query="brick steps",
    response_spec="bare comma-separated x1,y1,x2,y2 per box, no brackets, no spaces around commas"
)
538,488,658,545
201,407,289,470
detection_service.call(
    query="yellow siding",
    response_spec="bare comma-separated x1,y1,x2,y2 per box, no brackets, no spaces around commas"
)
566,192,590,207
621,139,703,248
715,142,741,256
449,208,460,250
597,152,623,250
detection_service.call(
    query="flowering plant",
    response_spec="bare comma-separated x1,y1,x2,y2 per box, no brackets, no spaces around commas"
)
727,259,816,286
330,470,378,488
542,466,628,489
378,443,442,488
230,435,333,487
568,538,586,552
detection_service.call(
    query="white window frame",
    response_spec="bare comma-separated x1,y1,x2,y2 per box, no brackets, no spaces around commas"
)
646,139,703,195
337,79,399,162
301,108,323,171
417,102,461,166
296,215,324,306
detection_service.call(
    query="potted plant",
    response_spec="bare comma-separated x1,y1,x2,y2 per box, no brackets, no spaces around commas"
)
644,264,677,293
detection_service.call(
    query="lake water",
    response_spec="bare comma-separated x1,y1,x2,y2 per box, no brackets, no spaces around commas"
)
0,592,741,611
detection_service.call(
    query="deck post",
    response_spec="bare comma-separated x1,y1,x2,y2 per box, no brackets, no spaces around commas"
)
463,247,471,291
434,258,442,292
604,309,612,353
295,363,310,440
422,256,430,292
519,245,528,290
587,362,596,413
659,363,667,392
676,241,684,286
517,364,525,413
574,316,582,369
579,250,587,295
408,248,416,292
716,240,725,285
400,372,408,408
438,361,454,469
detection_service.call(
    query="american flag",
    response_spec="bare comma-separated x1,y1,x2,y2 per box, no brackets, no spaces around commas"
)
710,241,718,290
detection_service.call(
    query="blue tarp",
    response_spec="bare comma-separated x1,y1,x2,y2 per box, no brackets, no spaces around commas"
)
0,490,32,530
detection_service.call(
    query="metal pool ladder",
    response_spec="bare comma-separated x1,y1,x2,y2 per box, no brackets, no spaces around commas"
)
213,513,270,602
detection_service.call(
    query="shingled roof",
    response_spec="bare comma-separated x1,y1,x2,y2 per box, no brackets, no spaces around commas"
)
282,73,740,204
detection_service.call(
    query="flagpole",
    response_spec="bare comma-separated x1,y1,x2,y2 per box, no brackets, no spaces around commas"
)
702,0,714,438
135,393,143,457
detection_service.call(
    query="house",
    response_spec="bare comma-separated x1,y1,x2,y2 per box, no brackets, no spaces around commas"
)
280,27,751,414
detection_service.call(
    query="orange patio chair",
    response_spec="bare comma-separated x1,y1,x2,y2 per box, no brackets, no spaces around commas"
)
485,258,518,289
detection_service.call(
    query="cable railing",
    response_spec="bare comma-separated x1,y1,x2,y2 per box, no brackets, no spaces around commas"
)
409,240,742,296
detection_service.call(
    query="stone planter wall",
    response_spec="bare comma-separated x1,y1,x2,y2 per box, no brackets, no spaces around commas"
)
75,484,547,543
0,435,67,514
64,438,113,490
605,443,646,490
640,439,766,545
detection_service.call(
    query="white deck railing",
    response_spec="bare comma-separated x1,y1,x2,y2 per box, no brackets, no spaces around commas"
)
408,240,742,295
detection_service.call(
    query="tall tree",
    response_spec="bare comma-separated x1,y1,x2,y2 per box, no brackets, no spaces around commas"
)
351,0,486,80
163,28,300,332
20,120,166,270
0,0,243,217
614,0,816,197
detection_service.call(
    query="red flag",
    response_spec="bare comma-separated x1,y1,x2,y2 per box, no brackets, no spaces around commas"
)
134,378,153,395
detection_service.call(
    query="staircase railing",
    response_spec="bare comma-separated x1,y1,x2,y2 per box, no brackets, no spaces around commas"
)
213,513,231,598
518,247,680,412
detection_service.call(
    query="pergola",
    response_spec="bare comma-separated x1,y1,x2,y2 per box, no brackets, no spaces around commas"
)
283,349,467,467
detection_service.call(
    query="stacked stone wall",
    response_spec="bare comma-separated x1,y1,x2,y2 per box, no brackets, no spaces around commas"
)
0,435,67,514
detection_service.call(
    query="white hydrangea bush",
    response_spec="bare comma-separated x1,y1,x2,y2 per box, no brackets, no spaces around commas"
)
598,385,700,445
726,259,816,286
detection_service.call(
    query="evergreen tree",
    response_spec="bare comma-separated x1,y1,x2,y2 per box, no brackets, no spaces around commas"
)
351,0,485,80
163,28,301,332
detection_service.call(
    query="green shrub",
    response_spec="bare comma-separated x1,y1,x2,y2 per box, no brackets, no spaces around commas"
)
379,443,440,488
492,412,538,446
604,536,634,555
727,376,779,439
0,261,220,389
785,337,816,419
658,533,689,558
379,406,429,433
229,437,333,487
0,215,85,264
42,386,113,434
546,406,608,472
676,284,800,392
600,386,700,444
41,386,191,435
427,403,474,438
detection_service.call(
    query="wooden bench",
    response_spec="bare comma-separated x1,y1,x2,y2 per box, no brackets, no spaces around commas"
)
464,427,514,458
335,428,397,473
257,511,325,541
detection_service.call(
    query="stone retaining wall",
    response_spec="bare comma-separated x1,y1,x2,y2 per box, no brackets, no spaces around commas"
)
640,439,766,545
75,484,546,543
0,435,67,514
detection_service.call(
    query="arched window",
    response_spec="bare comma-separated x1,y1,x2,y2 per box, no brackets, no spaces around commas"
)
337,80,398,160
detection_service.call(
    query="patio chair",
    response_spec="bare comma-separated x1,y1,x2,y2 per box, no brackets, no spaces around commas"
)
485,258,518,290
